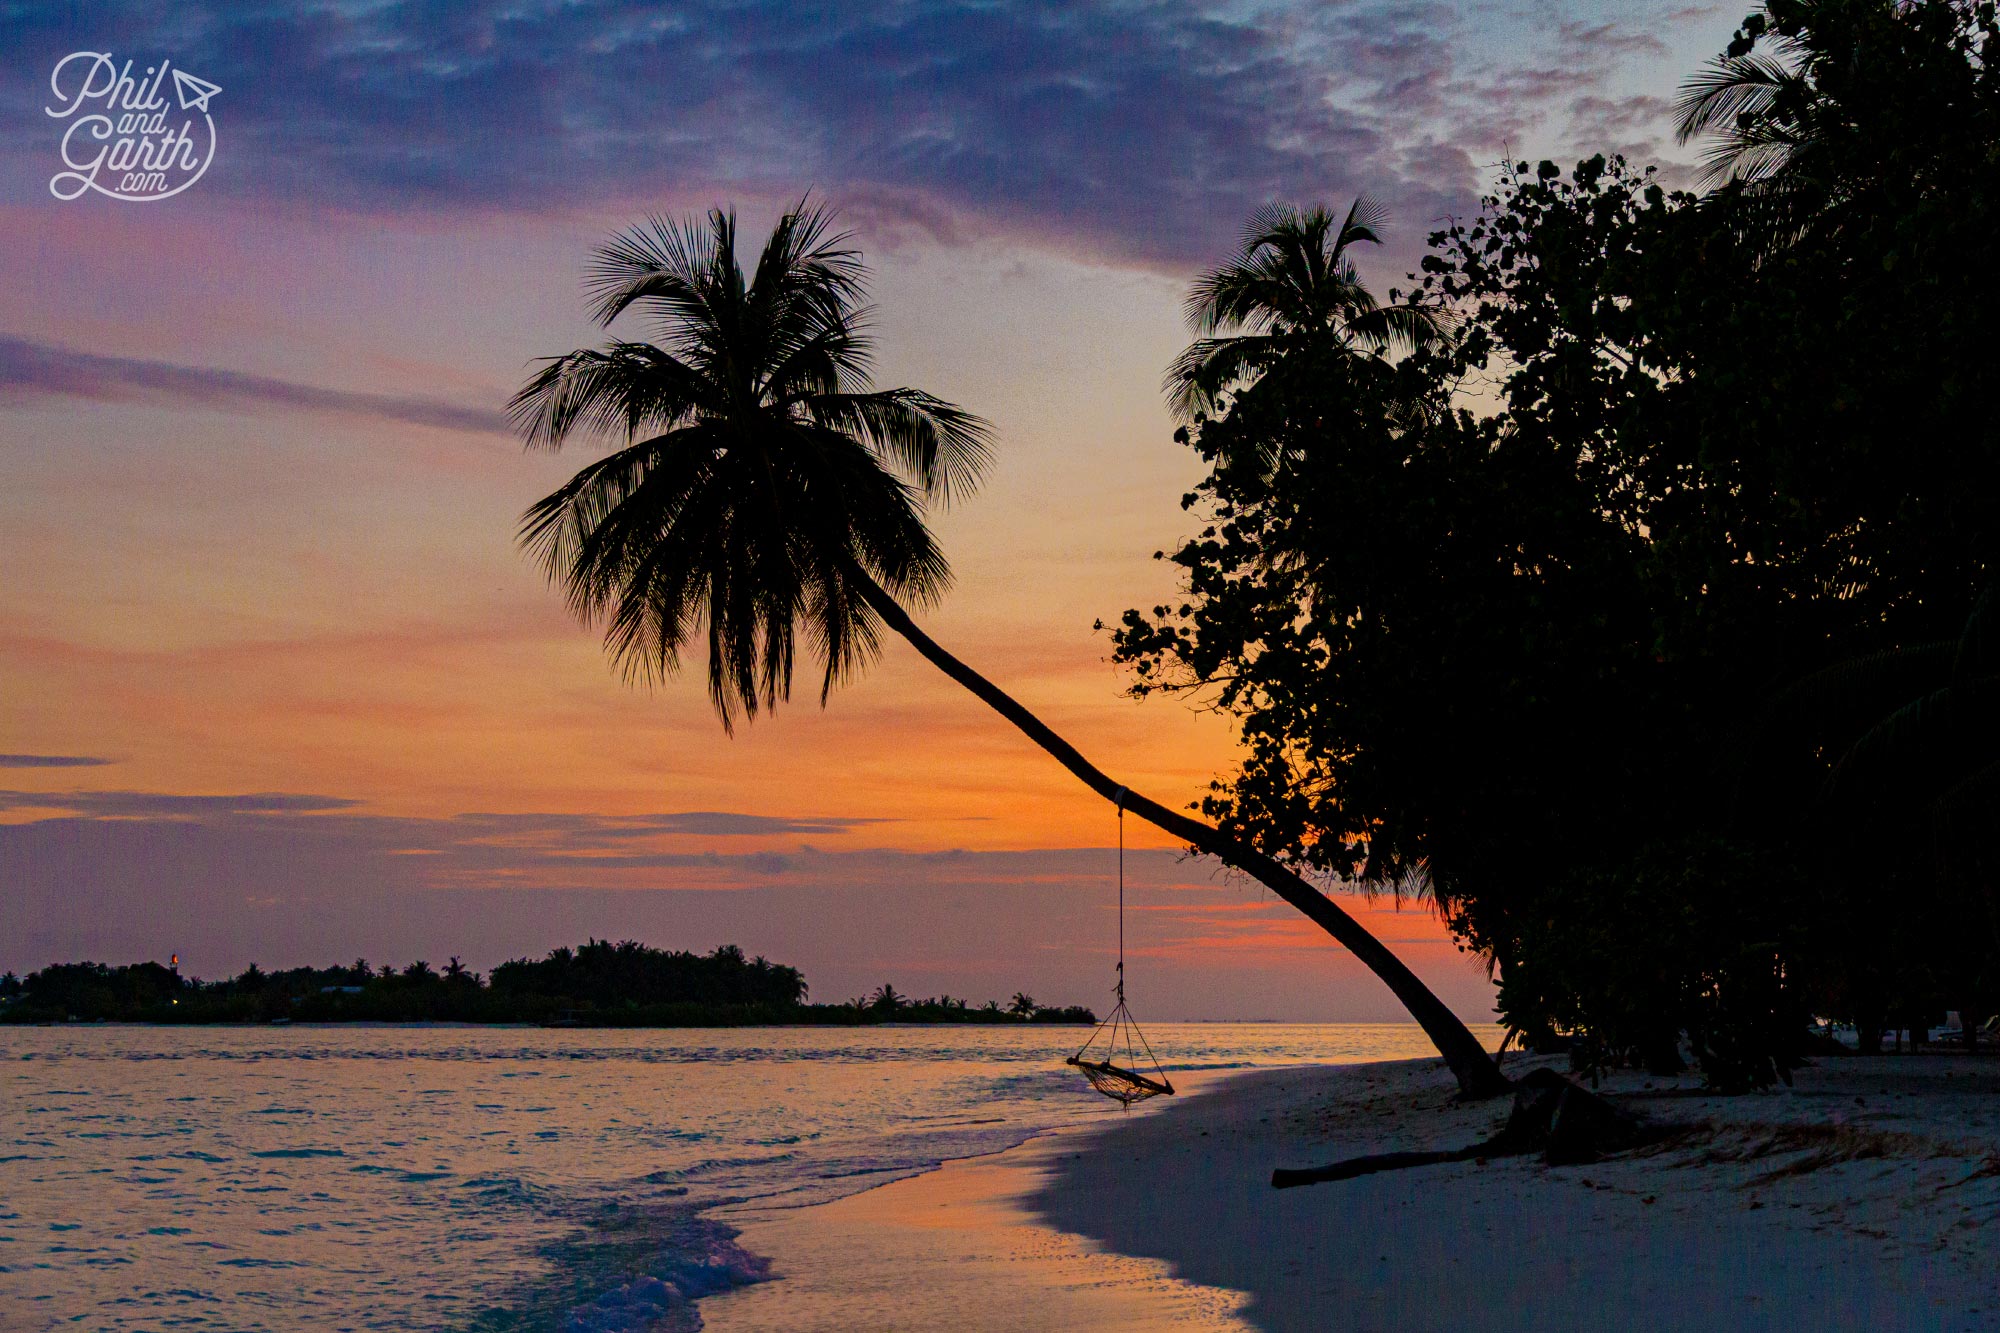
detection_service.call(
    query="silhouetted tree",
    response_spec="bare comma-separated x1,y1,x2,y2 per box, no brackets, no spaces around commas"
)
1166,198,1446,425
1117,1,2000,1084
514,200,1507,1096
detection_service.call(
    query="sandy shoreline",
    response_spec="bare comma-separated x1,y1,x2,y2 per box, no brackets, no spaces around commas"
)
699,1069,1255,1332
702,1054,2000,1332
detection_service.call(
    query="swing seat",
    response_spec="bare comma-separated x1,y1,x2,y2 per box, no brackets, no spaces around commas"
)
1066,1055,1174,1103
1069,996,1175,1106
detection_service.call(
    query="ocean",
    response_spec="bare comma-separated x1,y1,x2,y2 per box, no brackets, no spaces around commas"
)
0,1023,1445,1330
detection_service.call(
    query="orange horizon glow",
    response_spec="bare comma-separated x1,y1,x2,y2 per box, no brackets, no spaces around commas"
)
2,3,1743,1012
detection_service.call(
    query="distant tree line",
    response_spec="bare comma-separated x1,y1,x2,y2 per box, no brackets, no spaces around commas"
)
0,940,1094,1027
1114,0,2000,1088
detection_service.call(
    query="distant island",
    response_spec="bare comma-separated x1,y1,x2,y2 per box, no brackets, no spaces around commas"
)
0,940,1097,1027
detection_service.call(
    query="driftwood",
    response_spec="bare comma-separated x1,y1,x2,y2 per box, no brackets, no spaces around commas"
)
1271,1069,1654,1190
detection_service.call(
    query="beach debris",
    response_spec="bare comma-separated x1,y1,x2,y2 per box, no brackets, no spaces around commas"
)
1538,1071,1649,1166
1269,1069,1655,1189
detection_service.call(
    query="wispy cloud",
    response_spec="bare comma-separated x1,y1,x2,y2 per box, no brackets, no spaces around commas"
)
0,790,877,845
0,753,113,768
0,790,359,816
1556,20,1671,61
444,810,887,841
0,336,506,435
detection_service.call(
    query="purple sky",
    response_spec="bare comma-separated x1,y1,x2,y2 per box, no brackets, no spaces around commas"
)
0,0,1737,1019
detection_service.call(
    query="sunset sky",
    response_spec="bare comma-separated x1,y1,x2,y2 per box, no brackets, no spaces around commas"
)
1,1,1736,1018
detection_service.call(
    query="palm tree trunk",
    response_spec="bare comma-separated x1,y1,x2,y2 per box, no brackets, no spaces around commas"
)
854,573,1510,1099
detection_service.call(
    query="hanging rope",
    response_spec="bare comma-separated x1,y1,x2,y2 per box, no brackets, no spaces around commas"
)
1068,787,1175,1106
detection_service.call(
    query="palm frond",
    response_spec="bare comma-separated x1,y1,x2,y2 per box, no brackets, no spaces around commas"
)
585,213,721,330
748,195,867,335
1345,301,1451,355
1675,47,1813,187
1702,118,1808,186
805,389,993,504
507,343,707,450
1831,674,2000,796
1333,194,1390,254
1183,262,1279,336
1164,334,1281,420
1238,202,1323,254
1762,642,1955,731
1932,757,2000,837
1952,586,1999,681
1674,53,1795,142
762,313,875,403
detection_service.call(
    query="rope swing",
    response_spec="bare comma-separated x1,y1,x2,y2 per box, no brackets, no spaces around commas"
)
1067,788,1176,1106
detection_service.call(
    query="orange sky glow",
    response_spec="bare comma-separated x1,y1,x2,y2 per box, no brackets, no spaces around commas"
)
0,2,1739,1017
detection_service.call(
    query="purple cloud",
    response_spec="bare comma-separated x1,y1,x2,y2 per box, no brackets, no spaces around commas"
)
1569,93,1679,137
0,1,1695,273
0,790,361,816
444,810,884,841
0,792,1496,1019
0,754,113,768
1556,20,1670,61
0,336,506,435
0,793,882,847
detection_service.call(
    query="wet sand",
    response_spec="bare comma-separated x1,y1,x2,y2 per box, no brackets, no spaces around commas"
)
699,1073,1252,1332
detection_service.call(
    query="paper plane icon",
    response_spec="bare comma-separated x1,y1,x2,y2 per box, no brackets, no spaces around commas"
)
171,68,221,113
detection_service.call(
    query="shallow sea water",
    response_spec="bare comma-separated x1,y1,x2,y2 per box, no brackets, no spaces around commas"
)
0,1023,1444,1330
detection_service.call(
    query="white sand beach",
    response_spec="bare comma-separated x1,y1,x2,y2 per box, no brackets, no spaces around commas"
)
705,1055,2000,1332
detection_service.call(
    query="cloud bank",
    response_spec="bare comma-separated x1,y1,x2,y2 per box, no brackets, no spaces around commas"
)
0,789,1494,1020
0,1,1702,270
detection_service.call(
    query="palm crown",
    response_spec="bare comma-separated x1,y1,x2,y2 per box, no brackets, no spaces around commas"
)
512,201,992,729
1165,197,1446,421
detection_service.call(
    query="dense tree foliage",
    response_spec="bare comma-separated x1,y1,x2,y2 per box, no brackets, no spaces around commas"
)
0,942,1091,1026
1116,0,2000,1087
489,940,806,1009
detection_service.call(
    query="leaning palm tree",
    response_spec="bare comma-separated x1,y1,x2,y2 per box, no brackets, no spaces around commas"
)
513,200,1508,1098
1164,197,1447,424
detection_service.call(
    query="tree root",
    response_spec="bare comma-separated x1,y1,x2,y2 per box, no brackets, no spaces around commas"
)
1271,1068,1659,1190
